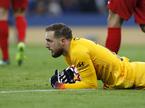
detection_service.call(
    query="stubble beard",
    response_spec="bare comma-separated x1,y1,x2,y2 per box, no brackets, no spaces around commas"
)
52,49,63,58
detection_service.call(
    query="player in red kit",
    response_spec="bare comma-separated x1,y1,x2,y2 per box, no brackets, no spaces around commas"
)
105,0,145,53
0,0,28,66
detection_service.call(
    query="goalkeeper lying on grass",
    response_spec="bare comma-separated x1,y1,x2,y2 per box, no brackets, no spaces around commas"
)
45,23,145,89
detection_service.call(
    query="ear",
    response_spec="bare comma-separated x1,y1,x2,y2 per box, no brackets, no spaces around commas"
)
60,37,66,44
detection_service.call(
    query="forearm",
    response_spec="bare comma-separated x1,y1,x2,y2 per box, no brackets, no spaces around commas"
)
65,82,97,89
56,81,98,89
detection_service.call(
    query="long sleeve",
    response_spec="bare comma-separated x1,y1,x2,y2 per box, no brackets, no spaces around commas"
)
64,46,98,89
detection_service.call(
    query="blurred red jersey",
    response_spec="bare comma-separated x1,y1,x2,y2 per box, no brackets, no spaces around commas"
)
0,0,28,10
107,0,145,24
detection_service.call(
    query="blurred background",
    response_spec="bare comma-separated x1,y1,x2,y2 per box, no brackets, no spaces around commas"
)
9,0,145,46
9,0,108,25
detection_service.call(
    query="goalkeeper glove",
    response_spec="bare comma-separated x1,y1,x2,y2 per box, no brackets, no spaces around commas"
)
50,66,81,88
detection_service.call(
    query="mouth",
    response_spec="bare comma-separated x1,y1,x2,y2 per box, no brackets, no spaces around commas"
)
46,47,52,53
46,47,51,51
49,49,53,53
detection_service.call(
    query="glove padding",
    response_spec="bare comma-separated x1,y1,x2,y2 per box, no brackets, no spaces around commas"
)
50,70,60,88
50,66,80,88
59,67,75,83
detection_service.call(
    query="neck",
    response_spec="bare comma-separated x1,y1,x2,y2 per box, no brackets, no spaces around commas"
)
63,39,71,56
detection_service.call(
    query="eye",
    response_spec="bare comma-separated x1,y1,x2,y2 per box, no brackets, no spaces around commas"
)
46,39,53,43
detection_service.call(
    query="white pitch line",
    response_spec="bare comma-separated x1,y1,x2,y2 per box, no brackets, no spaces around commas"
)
0,89,60,94
0,89,96,94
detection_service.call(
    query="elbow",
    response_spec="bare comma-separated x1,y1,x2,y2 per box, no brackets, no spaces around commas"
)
87,82,98,89
91,84,98,89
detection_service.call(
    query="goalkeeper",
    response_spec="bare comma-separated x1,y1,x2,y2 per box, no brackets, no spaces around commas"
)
45,23,145,89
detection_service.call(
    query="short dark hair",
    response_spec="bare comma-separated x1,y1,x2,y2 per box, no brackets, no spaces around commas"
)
46,23,72,39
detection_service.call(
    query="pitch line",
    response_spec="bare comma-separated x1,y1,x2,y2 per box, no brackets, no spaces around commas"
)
0,89,96,94
0,89,59,94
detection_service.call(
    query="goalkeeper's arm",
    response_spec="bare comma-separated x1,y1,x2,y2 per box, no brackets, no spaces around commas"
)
50,66,80,89
50,66,97,89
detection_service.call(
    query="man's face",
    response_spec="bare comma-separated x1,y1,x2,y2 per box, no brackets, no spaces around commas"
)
45,31,63,58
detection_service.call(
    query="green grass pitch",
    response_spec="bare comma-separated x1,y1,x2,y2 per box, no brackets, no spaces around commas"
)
0,44,145,108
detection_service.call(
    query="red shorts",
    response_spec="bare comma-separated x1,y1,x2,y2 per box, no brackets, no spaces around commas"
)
0,0,28,10
107,0,145,24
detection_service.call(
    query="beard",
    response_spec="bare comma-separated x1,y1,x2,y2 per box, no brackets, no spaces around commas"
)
51,49,63,58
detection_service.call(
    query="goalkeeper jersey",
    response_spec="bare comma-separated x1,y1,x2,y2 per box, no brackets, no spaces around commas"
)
63,37,145,89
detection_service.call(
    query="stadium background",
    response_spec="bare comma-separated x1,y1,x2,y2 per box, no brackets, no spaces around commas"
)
1,0,145,108
8,0,145,45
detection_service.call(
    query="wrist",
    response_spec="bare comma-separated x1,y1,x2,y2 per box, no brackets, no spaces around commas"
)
55,82,65,89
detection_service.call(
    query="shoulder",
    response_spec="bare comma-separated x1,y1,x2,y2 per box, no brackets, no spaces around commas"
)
70,45,90,64
71,37,90,52
71,44,88,56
